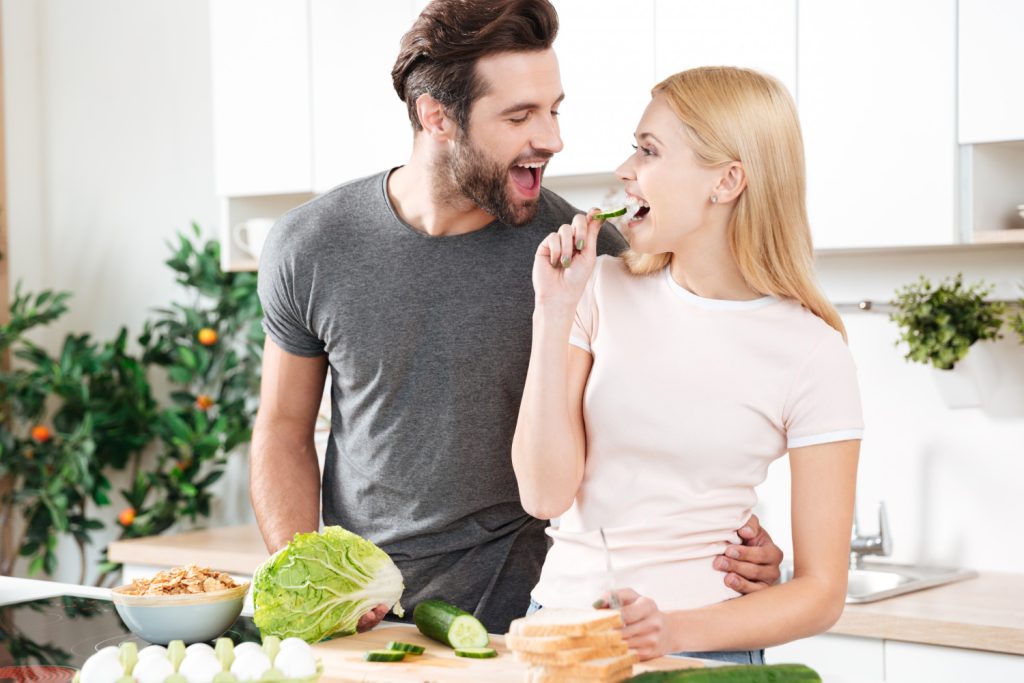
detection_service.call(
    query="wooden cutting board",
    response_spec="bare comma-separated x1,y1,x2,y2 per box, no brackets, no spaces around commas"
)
312,623,703,683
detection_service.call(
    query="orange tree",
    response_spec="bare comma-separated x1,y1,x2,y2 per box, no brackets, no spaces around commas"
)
0,224,264,584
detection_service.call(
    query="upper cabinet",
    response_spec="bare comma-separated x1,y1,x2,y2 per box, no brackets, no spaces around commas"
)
798,0,957,249
548,0,655,177
210,0,312,196
654,0,796,98
310,0,415,192
958,0,1024,144
211,1,415,198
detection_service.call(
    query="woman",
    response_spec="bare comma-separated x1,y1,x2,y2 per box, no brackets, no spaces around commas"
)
511,67,862,664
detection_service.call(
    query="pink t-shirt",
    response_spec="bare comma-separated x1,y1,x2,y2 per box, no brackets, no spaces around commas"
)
530,256,863,611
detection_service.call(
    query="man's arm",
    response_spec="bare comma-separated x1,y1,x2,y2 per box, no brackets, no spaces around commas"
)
714,514,785,593
250,337,327,553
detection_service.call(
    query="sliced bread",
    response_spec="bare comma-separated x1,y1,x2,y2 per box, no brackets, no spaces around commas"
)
504,630,625,654
515,641,629,666
509,608,624,637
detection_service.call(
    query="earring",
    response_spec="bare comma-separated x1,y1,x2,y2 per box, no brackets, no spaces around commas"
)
710,195,718,204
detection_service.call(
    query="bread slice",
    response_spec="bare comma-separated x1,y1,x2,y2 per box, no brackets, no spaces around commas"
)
515,641,629,665
509,608,623,637
532,652,639,678
505,630,625,653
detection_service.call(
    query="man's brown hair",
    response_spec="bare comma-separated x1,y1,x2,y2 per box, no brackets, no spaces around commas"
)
392,0,559,133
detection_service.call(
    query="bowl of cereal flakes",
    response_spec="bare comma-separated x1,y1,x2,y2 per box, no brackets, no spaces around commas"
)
111,564,250,644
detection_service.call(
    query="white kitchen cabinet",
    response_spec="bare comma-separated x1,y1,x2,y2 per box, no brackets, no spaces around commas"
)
547,0,655,177
210,0,312,197
310,1,416,192
654,0,797,99
885,641,1024,682
958,0,1024,144
767,634,884,681
798,0,957,249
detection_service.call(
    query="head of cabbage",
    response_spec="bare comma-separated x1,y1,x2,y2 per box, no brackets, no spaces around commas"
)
253,526,405,643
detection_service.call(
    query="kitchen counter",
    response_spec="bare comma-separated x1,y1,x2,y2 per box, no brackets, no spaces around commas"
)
108,524,1024,655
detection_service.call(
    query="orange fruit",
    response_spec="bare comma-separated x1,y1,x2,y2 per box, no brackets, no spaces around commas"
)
196,394,215,411
197,328,218,346
30,425,51,443
118,507,136,526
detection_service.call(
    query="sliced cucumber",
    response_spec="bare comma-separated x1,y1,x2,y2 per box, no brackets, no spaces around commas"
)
593,206,627,220
413,599,489,649
363,650,406,662
454,647,497,659
386,641,425,655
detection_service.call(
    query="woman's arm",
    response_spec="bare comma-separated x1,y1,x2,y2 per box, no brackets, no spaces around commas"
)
512,213,603,520
617,438,859,659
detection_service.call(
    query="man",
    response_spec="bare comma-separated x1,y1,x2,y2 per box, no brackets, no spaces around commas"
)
250,0,782,635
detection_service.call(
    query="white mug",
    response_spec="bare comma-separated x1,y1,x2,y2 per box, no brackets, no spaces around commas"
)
232,217,275,261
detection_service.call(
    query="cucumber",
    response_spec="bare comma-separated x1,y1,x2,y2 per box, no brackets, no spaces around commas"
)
453,647,497,659
593,206,628,220
413,599,489,649
363,649,406,662
386,641,425,655
627,663,821,682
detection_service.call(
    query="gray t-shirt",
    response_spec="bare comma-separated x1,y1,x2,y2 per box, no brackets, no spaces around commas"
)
258,169,627,632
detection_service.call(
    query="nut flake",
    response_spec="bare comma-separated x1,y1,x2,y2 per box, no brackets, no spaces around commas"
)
124,563,239,596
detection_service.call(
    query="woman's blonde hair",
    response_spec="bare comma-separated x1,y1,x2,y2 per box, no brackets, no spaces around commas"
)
622,66,846,340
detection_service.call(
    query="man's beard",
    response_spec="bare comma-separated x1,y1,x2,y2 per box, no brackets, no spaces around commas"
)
439,132,544,227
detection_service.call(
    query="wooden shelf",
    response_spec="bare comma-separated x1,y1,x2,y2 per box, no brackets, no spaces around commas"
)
972,229,1024,244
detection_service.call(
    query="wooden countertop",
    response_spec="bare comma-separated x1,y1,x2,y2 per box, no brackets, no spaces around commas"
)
108,524,269,575
108,524,1024,656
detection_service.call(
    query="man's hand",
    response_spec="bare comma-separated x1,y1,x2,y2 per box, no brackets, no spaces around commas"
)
714,514,784,593
356,603,390,632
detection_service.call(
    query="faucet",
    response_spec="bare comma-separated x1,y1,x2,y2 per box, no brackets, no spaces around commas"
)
850,501,892,569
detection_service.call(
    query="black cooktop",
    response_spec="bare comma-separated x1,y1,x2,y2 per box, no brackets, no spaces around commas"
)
0,596,261,669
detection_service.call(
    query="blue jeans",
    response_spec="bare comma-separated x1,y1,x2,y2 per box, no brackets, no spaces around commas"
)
526,599,765,665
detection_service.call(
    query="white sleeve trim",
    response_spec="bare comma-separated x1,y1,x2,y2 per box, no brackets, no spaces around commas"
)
569,335,592,353
788,429,864,449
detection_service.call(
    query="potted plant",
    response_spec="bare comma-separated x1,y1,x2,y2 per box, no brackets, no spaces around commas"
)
0,224,263,585
890,274,1005,408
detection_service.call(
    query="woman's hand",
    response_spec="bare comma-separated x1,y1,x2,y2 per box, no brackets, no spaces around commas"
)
532,210,603,312
605,588,674,660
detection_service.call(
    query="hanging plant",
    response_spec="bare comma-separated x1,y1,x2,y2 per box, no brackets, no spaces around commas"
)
890,274,1005,370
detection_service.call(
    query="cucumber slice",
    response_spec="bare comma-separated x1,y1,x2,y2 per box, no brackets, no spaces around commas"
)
593,206,627,220
413,599,489,649
386,641,425,655
363,650,406,662
454,647,497,659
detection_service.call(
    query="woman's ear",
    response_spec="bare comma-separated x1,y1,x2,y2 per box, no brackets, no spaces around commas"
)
415,93,456,142
714,162,748,203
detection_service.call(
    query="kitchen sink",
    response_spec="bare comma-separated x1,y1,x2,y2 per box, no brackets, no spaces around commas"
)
845,561,977,603
779,561,977,603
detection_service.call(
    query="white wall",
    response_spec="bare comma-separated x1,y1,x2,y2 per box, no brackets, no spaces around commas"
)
4,1,1023,587
2,0,238,585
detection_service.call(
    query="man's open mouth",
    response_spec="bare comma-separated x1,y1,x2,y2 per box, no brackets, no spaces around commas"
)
510,161,545,193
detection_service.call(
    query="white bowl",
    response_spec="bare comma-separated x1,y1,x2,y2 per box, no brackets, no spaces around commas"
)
111,582,249,645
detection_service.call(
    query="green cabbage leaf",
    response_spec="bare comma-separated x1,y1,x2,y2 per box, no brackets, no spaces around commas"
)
253,526,405,642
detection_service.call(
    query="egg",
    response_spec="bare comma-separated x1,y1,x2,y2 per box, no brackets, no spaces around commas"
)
277,638,311,654
137,645,168,660
80,650,125,683
273,647,316,679
231,642,263,659
229,651,271,681
132,652,174,683
177,653,222,683
184,643,216,658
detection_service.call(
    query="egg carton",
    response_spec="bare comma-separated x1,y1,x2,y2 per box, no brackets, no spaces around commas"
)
74,636,323,683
